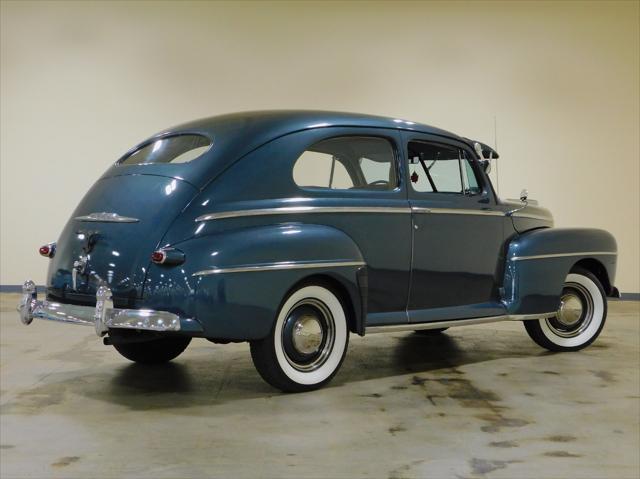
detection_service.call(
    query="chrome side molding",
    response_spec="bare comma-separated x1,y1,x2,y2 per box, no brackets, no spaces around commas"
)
510,212,552,221
196,205,512,222
411,206,504,217
193,260,366,276
196,206,411,222
195,204,555,223
510,251,617,261
365,312,556,334
75,212,139,223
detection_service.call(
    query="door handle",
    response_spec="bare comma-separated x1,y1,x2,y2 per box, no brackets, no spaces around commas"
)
411,206,431,214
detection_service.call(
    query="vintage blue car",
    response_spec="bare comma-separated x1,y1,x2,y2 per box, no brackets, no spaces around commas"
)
19,111,619,392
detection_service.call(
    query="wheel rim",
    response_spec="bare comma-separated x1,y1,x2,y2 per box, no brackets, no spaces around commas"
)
545,282,594,338
281,298,335,372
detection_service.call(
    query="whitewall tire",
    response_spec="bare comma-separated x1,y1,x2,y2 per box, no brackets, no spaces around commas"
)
524,268,607,352
250,283,349,392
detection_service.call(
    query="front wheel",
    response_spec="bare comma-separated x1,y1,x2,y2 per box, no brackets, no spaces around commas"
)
250,284,349,392
524,268,607,352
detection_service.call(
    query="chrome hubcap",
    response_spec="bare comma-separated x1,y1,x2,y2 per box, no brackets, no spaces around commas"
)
546,283,593,338
557,293,583,327
292,316,323,354
282,298,335,372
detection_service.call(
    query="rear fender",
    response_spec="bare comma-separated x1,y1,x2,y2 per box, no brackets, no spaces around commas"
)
503,228,617,315
142,223,365,340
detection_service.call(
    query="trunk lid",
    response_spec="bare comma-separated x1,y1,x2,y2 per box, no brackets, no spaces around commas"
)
46,174,198,306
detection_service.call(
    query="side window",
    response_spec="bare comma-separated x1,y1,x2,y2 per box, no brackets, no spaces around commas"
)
428,155,463,192
359,157,391,185
407,141,482,195
293,151,353,189
407,142,462,193
293,136,397,191
461,152,481,195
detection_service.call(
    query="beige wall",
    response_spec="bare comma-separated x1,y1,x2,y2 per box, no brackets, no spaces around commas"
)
1,0,638,292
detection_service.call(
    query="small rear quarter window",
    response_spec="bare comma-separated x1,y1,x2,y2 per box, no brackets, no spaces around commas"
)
120,134,212,165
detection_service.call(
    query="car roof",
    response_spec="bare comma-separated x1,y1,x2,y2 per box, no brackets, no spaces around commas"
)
159,110,464,143
108,111,482,189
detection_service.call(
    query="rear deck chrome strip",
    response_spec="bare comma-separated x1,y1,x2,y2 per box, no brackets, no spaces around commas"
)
365,312,555,334
510,251,617,261
193,260,366,276
75,212,139,223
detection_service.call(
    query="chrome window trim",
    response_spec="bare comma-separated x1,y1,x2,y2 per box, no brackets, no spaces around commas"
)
196,206,411,222
75,212,140,223
510,251,617,261
411,206,505,217
460,149,471,192
193,260,366,276
365,312,556,334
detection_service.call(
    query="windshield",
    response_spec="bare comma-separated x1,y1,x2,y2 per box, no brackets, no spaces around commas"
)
119,134,212,165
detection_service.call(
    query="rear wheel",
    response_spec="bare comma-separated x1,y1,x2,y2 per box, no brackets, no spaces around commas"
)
524,268,607,352
250,284,349,393
112,336,191,364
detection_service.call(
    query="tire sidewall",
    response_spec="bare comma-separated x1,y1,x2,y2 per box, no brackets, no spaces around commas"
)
538,271,606,349
273,285,348,386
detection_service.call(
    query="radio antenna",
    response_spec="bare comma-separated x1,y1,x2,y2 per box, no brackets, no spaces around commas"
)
493,115,500,196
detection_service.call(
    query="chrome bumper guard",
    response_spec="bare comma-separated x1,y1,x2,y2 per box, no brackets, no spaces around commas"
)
17,280,181,337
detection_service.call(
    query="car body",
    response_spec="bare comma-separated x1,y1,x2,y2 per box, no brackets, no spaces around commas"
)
19,110,619,391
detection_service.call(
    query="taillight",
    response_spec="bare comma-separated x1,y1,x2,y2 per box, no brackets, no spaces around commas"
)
39,243,56,258
151,248,185,266
151,250,167,264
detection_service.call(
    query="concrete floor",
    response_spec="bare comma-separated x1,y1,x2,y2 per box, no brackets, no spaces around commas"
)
0,293,638,479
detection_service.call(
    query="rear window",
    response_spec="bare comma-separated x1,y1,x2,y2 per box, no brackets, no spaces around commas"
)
119,134,212,165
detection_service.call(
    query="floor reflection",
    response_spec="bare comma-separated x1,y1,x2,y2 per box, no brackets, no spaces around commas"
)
336,328,546,385
110,362,195,394
2,327,551,414
97,328,546,408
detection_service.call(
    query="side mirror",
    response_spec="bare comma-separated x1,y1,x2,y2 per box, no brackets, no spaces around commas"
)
520,189,528,202
473,142,484,158
474,142,492,174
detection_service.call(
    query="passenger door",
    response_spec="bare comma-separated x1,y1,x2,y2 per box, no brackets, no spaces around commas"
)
403,132,506,322
286,129,412,325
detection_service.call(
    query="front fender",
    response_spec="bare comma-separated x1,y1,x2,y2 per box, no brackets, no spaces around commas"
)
503,228,617,315
142,223,365,339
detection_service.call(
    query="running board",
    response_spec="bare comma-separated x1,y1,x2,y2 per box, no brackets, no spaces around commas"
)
365,313,555,334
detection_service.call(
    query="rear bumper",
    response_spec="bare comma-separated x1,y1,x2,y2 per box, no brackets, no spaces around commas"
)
17,280,182,337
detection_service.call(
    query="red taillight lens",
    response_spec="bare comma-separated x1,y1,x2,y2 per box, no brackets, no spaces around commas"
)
150,248,185,266
39,243,55,258
151,250,167,264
